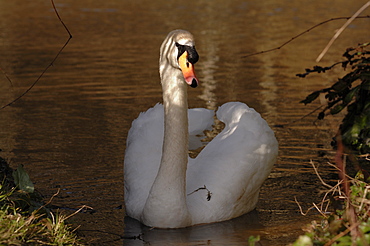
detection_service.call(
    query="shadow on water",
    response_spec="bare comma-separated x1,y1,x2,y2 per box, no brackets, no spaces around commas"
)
124,211,264,246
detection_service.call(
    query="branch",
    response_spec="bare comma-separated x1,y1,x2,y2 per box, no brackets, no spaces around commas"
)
0,0,72,109
316,1,370,62
242,15,370,59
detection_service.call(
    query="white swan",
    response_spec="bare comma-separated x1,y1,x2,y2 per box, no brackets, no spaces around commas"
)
124,30,278,228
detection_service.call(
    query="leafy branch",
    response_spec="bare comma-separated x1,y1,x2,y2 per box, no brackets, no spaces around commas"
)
299,42,370,153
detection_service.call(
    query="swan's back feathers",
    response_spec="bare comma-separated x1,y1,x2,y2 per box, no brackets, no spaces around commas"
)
186,102,278,224
124,102,278,225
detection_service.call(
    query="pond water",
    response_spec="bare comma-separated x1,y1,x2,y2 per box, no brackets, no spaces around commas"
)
0,0,369,245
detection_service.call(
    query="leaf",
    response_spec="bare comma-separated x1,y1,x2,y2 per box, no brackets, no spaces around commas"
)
300,91,321,105
325,91,338,101
331,79,349,92
330,104,345,115
361,78,370,90
12,164,34,193
318,112,325,120
343,86,359,105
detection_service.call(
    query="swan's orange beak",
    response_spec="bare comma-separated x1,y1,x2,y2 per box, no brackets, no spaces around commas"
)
179,51,198,88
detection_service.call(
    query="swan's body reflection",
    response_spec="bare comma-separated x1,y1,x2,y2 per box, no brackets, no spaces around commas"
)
124,210,264,245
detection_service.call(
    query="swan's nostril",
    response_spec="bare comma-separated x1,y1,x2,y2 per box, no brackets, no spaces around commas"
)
190,78,198,88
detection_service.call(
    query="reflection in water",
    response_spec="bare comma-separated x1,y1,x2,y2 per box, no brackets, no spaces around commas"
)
256,54,279,121
124,211,264,246
0,0,369,245
198,34,219,110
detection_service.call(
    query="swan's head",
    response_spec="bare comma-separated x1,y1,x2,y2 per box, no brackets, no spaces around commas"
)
159,30,199,88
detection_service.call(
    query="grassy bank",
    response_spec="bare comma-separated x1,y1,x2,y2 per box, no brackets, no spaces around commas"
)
0,157,83,245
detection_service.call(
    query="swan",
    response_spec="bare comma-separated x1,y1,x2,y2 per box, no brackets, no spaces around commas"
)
124,29,278,228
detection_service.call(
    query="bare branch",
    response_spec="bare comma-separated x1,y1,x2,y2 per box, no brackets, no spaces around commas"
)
0,0,72,109
0,67,13,87
242,15,370,59
316,1,370,62
310,160,333,189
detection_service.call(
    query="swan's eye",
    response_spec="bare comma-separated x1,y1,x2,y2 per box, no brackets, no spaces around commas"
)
175,42,187,60
175,42,199,65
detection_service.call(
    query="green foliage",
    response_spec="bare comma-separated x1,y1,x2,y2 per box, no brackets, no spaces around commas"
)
248,235,260,246
0,158,84,245
298,42,370,153
293,235,313,246
13,164,34,193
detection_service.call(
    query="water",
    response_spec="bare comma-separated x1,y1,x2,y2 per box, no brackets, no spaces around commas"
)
0,0,369,245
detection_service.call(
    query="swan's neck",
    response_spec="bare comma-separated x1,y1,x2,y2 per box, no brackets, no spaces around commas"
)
141,67,191,228
161,71,189,172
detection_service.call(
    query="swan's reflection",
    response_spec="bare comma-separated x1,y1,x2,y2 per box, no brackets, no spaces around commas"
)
124,210,263,245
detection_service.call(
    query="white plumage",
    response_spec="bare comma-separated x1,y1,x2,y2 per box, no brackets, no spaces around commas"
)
124,30,278,228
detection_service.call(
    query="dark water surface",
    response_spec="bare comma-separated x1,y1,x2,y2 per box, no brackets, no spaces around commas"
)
0,0,369,245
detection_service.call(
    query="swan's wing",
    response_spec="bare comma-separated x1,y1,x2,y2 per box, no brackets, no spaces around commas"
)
188,108,214,150
187,102,278,224
124,103,164,220
124,104,214,219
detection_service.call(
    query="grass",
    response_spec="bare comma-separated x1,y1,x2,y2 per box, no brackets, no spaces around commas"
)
0,158,84,245
0,203,81,245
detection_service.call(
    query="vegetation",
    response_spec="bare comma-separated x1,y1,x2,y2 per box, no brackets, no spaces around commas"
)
298,42,370,154
0,157,83,245
293,42,370,245
293,157,370,246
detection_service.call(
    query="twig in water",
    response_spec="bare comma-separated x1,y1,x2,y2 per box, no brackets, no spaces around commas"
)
320,181,342,213
41,188,60,208
0,67,13,87
295,161,343,217
310,160,333,189
64,205,94,221
242,15,370,59
0,0,72,109
316,1,370,62
312,202,328,217
295,196,314,216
